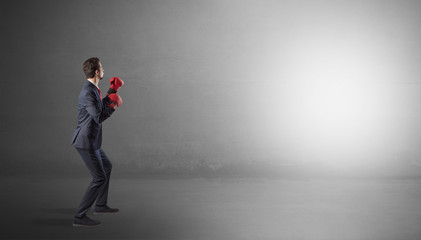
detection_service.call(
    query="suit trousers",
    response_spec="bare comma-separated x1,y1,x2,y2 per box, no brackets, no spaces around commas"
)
75,148,112,217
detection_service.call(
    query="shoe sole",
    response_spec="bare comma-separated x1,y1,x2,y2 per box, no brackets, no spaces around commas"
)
72,223,101,227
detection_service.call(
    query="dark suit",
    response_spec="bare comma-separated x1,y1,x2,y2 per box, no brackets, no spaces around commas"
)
71,80,115,217
71,81,114,149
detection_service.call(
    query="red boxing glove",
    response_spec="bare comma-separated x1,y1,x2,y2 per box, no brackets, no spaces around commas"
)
107,77,124,95
108,93,123,109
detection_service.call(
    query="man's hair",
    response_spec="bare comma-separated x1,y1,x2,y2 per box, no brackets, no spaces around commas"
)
83,57,100,78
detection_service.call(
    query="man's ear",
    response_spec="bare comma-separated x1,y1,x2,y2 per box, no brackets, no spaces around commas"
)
95,70,99,76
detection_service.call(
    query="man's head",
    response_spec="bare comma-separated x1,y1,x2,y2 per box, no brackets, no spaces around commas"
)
83,57,104,80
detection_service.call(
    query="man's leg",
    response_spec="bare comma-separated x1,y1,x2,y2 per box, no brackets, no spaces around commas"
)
93,149,119,214
95,149,112,206
75,148,109,218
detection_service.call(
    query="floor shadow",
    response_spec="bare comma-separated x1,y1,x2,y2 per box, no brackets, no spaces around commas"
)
30,218,72,227
42,208,76,215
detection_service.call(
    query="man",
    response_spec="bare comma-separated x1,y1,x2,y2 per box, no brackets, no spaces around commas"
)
71,57,124,226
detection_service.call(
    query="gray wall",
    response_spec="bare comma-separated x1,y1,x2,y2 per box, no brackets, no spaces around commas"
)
2,0,421,177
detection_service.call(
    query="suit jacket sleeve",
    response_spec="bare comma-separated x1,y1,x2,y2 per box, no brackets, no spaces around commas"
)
85,91,115,124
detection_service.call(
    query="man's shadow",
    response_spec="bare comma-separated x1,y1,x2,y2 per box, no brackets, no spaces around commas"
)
31,218,72,227
44,208,76,215
29,208,76,227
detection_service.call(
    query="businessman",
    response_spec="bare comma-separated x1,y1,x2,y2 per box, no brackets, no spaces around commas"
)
71,57,124,226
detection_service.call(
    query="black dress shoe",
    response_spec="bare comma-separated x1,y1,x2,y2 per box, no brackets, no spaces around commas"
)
72,215,101,227
93,205,119,214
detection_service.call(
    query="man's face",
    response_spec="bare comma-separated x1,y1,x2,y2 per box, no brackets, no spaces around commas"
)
98,62,104,80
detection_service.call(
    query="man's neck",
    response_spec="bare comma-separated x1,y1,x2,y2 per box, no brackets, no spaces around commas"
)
87,78,99,88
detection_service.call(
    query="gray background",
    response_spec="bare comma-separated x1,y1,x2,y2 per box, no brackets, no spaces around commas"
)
3,1,421,239
2,0,421,178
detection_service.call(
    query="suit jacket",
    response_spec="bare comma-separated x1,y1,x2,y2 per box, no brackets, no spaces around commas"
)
71,80,115,150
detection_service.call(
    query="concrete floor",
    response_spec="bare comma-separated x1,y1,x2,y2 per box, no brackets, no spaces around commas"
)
2,176,421,240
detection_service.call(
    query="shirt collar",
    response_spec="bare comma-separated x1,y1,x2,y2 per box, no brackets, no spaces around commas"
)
87,79,99,89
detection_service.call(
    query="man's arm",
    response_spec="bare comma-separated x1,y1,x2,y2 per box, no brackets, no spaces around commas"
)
85,92,115,124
